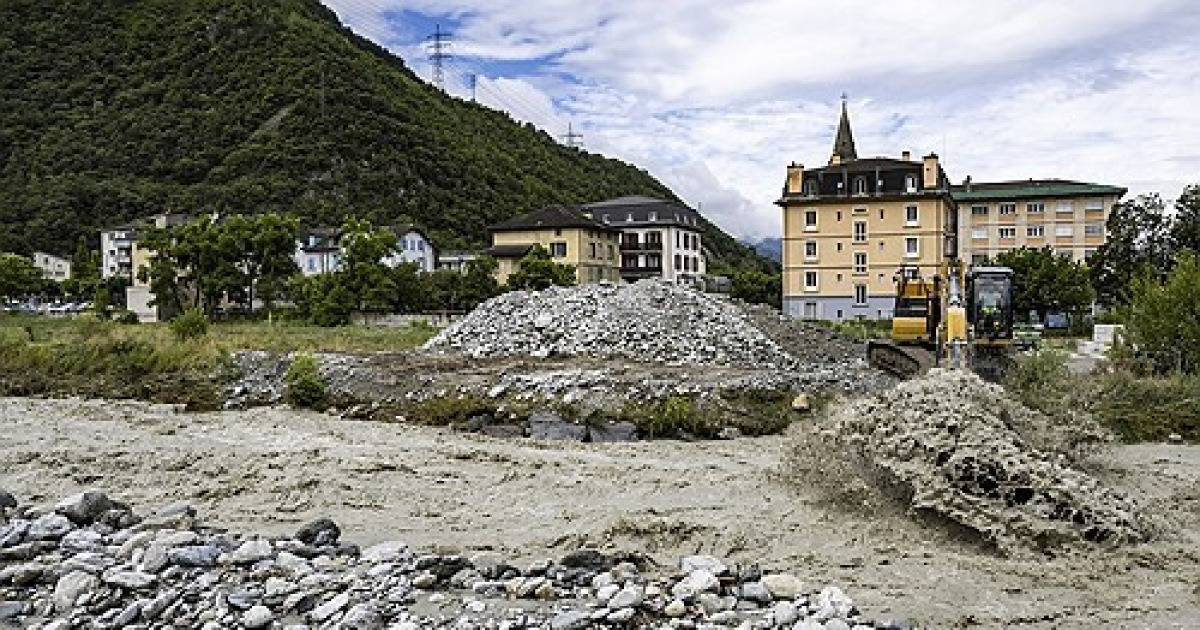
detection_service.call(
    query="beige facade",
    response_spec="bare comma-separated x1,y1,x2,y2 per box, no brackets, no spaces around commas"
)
491,225,620,285
953,181,1126,264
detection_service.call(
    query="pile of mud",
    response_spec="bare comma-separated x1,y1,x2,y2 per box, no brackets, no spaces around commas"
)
424,281,802,369
804,369,1146,554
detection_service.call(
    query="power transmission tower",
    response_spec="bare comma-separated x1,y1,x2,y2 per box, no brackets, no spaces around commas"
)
468,73,477,102
561,122,583,149
427,24,451,90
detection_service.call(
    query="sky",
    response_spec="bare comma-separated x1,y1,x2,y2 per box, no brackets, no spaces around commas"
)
321,0,1200,240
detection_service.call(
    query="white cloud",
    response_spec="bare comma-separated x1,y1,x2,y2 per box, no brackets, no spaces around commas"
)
320,1,1200,239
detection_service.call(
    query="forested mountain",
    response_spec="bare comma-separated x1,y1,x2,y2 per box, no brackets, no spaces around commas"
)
0,0,770,272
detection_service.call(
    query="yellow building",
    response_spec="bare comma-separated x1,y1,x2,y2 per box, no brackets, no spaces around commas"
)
776,101,957,321
488,205,621,285
952,178,1126,265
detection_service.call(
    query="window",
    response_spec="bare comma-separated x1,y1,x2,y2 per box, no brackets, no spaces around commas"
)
626,213,633,222
854,252,867,274
853,221,867,243
607,244,614,259
1085,223,1104,237
854,284,868,306
905,175,917,193
1084,248,1098,259
971,254,988,265
676,232,681,248
836,273,843,282
550,242,567,257
1027,202,1045,214
803,302,818,319
804,210,817,231
804,180,818,196
589,243,597,258
906,205,919,225
648,254,661,269
971,205,989,216
1027,225,1045,238
622,255,637,268
555,228,563,236
674,254,681,270
804,271,819,291
804,240,817,260
1055,225,1073,238
836,242,843,252
853,177,867,195
1056,201,1073,213
999,203,1016,215
307,259,316,271
971,228,988,240
853,207,867,215
879,208,885,220
905,237,919,258
999,227,1016,239
1084,200,1104,212
648,211,658,221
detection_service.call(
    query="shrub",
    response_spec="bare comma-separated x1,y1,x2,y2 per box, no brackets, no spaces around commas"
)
115,310,139,325
285,354,327,408
170,309,209,341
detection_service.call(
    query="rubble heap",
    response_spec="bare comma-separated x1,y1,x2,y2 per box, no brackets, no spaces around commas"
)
817,369,1146,553
0,491,908,629
425,281,802,369
740,303,867,366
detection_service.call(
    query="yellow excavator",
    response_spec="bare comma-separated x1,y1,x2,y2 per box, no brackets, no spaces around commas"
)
867,261,1015,380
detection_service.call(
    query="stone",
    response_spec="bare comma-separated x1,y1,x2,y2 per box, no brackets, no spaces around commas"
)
793,620,825,630
102,569,157,590
813,586,854,620
27,513,73,541
672,568,720,599
309,592,349,622
740,581,773,603
0,490,16,510
528,411,586,441
412,572,437,589
53,571,99,612
361,540,409,564
607,607,637,622
680,554,728,575
560,549,613,570
587,421,639,443
340,603,383,629
0,521,27,547
549,610,591,630
113,601,142,626
55,491,122,524
824,619,851,630
229,539,274,564
717,427,742,439
242,605,274,628
607,584,644,609
771,600,800,626
295,517,340,547
0,601,24,619
761,573,804,600
167,545,222,568
596,584,620,603
791,394,810,411
664,599,688,617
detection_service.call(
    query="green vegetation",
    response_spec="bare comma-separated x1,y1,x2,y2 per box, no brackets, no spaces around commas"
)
0,253,44,299
987,246,1094,325
729,270,781,307
170,309,209,341
505,245,577,290
0,0,770,275
1121,252,1200,374
284,354,327,409
1091,186,1199,308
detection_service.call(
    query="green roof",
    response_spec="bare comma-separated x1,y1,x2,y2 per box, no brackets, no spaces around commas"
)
951,179,1126,202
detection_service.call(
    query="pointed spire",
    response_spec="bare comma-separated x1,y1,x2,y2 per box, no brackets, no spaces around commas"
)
830,93,857,166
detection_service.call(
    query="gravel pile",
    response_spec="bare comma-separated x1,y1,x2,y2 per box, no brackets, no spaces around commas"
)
739,304,866,366
814,369,1145,553
423,282,801,369
0,491,911,629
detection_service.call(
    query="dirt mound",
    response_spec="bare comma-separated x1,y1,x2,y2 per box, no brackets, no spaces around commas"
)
739,302,867,365
797,368,1146,554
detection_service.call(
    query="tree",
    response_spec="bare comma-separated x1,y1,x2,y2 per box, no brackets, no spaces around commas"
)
252,214,301,314
1171,185,1200,256
505,245,576,290
338,218,397,314
1090,194,1173,307
731,270,781,307
992,247,1094,324
0,253,42,299
1123,252,1200,374
389,262,428,313
459,255,500,309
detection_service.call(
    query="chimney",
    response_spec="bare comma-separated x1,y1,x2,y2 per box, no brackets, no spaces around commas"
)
901,150,911,161
786,162,805,194
922,153,940,189
963,175,973,192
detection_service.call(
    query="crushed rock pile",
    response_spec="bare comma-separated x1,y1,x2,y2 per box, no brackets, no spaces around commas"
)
0,490,910,630
812,369,1146,554
425,281,809,370
739,303,866,366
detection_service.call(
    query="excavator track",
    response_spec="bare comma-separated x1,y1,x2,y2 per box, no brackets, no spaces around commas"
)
867,340,934,379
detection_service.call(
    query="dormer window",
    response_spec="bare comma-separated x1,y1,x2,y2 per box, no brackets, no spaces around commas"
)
626,213,634,222
803,180,818,196
905,175,917,193
853,177,867,195
648,211,657,221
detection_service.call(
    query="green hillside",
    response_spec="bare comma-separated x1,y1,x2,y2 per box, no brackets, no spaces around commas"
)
0,0,770,272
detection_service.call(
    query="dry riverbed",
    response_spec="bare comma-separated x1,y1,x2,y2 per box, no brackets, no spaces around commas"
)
2,396,1198,628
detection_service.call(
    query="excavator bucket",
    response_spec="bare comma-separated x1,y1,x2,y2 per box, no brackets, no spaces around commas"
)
867,340,935,378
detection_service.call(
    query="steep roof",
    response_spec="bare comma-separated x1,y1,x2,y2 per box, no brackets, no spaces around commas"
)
489,205,617,233
581,196,702,229
830,98,858,165
488,244,535,258
951,179,1127,201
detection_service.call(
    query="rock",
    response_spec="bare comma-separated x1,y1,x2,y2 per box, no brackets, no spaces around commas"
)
560,549,613,570
0,521,27,548
528,411,586,441
664,599,688,617
824,619,852,630
309,592,349,622
717,427,742,439
229,539,274,564
607,607,637,622
608,584,644,609
53,571,99,612
671,568,720,598
0,601,24,619
27,513,73,541
549,610,591,630
340,603,383,629
771,600,800,625
680,554,728,575
242,605,274,628
791,393,810,411
102,569,157,590
55,491,122,525
361,540,409,564
793,621,825,630
0,490,16,510
740,581,773,603
167,545,221,568
813,586,854,620
587,421,639,443
761,573,804,599
295,517,340,546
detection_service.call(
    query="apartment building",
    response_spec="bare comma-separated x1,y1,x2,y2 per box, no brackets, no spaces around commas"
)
488,205,621,285
776,101,957,321
32,252,71,281
580,196,706,283
952,179,1126,264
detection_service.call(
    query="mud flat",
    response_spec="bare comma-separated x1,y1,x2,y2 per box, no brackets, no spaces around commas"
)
2,396,1199,628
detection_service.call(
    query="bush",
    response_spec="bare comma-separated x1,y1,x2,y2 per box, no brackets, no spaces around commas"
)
115,311,139,325
1123,252,1200,374
170,309,208,341
285,354,327,408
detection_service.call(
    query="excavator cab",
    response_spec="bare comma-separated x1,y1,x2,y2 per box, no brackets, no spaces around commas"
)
967,266,1015,380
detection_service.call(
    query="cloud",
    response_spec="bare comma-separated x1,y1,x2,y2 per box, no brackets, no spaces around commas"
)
320,1,1200,239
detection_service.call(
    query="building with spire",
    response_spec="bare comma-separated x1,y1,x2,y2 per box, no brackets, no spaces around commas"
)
776,100,1126,322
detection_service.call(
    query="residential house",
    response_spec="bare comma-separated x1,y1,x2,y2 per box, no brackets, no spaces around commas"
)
581,196,707,283
436,251,479,273
32,252,71,281
294,227,344,276
383,225,437,272
488,206,621,285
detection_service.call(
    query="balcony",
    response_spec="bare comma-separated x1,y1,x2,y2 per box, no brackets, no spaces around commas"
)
620,264,663,279
620,240,663,252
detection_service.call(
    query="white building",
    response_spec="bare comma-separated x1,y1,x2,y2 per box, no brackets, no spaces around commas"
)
582,196,707,283
436,251,479,273
294,228,343,276
100,225,138,279
383,225,437,272
32,252,71,281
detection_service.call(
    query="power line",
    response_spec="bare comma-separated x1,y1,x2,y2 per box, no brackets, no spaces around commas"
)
561,122,583,149
426,23,451,91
